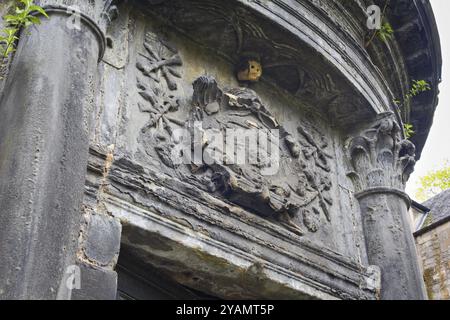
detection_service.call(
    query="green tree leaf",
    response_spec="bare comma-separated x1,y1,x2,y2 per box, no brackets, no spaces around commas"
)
416,162,450,201
29,5,48,18
0,0,48,61
403,123,415,139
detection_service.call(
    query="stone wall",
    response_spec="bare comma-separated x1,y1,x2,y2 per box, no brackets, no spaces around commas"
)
80,3,377,299
0,0,441,300
415,221,450,300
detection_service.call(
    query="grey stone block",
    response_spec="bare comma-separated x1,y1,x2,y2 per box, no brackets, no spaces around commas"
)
71,263,118,300
85,214,122,266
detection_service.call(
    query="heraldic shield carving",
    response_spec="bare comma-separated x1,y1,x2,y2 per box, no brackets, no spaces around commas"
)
135,31,335,236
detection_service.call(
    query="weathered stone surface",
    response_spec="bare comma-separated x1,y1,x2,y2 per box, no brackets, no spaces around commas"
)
358,193,425,299
347,113,426,299
111,203,379,300
106,13,360,261
71,263,118,300
415,221,450,300
0,0,442,300
81,0,440,300
0,6,104,299
414,190,450,300
382,0,442,159
85,214,122,266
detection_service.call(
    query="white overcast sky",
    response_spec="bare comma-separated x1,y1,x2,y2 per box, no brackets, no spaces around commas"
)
405,0,450,198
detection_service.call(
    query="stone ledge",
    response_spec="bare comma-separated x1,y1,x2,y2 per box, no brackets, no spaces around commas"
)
104,192,379,300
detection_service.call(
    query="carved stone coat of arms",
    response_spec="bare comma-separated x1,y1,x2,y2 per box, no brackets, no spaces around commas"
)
135,31,334,236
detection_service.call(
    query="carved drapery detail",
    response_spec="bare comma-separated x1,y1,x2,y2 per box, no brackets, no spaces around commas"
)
346,112,415,193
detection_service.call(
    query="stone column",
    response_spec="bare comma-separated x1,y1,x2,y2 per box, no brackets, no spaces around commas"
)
347,112,426,300
0,0,113,299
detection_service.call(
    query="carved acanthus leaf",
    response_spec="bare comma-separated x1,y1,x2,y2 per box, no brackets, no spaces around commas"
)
346,112,415,192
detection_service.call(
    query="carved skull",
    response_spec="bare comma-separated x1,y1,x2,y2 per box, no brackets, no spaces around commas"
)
237,60,262,82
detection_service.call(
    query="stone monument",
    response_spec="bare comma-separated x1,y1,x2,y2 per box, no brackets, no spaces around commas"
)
0,0,442,300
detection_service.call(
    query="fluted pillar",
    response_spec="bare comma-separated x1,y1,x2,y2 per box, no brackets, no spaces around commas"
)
347,112,426,300
0,0,113,299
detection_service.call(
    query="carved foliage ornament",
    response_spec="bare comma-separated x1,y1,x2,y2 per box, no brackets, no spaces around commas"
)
346,112,415,193
135,31,186,169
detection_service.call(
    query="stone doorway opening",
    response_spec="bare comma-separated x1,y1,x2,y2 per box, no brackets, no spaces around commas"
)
116,246,218,300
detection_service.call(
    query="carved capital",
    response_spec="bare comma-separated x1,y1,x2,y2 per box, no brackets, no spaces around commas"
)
346,112,415,193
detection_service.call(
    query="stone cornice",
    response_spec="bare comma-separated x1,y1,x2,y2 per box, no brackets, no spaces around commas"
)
238,0,392,114
388,0,442,160
247,0,441,157
134,0,390,127
85,148,380,300
137,0,440,147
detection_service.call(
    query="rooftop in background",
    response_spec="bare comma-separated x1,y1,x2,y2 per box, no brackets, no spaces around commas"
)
414,189,450,235
423,189,450,225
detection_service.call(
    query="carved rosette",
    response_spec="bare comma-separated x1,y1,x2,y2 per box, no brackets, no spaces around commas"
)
346,112,415,194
